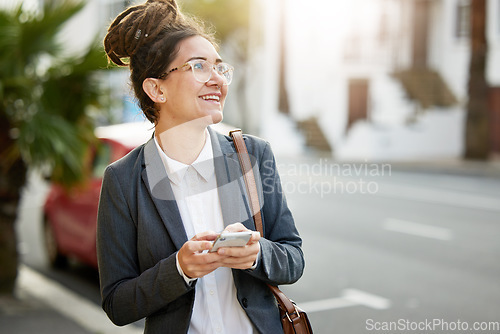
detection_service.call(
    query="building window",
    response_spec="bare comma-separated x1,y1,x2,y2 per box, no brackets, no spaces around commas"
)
455,0,470,38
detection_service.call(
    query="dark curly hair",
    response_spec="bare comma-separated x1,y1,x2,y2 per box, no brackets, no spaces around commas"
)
103,0,216,124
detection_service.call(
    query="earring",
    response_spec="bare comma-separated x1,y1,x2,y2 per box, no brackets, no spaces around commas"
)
160,96,165,102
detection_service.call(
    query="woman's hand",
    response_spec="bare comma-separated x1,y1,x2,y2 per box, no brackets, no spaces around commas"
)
177,223,261,279
177,231,221,279
217,223,261,270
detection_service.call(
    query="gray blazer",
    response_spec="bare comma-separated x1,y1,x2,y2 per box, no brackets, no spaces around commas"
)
96,127,305,334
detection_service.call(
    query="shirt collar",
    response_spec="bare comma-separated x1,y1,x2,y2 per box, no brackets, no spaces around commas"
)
154,129,215,185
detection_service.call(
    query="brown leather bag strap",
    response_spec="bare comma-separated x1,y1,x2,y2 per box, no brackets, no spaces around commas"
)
230,129,307,329
267,283,300,317
229,129,263,236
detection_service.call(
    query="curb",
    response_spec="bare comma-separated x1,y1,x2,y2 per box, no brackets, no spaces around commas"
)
18,265,143,334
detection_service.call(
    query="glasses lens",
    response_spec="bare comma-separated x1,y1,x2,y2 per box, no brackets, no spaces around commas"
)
191,61,211,83
189,61,234,85
217,63,233,85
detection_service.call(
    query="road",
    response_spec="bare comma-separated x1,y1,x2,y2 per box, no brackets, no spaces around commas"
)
16,158,500,334
278,157,500,334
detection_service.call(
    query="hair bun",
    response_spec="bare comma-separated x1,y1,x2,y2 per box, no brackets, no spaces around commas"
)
104,0,181,66
147,0,178,9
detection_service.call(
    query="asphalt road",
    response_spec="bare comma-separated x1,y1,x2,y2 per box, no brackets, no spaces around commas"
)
277,157,500,334
16,158,500,334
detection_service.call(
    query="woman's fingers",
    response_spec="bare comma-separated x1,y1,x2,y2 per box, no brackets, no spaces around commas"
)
248,231,261,244
191,231,218,242
221,223,246,233
178,228,261,277
222,225,260,244
217,241,260,269
178,240,218,278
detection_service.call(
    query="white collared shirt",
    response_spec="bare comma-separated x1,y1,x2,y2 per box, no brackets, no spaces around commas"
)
154,130,255,334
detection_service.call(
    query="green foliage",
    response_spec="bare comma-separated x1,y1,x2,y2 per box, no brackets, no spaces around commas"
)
0,1,113,186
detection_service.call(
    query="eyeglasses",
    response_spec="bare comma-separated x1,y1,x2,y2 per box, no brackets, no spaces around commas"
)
158,59,234,85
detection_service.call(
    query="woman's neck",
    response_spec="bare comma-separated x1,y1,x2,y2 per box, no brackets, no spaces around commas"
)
155,120,208,165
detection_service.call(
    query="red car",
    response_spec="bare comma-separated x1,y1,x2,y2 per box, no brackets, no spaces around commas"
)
42,121,232,268
43,122,153,268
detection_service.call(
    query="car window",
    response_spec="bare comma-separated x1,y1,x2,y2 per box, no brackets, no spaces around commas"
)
92,142,111,178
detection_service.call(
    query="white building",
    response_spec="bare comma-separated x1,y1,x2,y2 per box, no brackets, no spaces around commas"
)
7,0,499,160
248,0,500,160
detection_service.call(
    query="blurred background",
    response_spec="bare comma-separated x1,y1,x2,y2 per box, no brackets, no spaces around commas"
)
1,0,499,333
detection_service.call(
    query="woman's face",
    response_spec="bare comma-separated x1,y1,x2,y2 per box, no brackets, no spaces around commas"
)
158,35,228,127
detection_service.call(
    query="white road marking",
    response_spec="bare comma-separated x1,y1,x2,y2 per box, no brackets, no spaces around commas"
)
296,297,358,313
377,183,500,212
297,289,391,313
383,218,453,241
341,289,391,310
18,265,143,334
19,265,392,320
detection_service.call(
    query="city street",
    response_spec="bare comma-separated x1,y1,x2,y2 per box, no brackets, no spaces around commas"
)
278,157,500,334
15,157,500,334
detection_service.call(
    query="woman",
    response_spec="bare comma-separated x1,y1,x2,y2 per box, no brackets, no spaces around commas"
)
97,0,305,333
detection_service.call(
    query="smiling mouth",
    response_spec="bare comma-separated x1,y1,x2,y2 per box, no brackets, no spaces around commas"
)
200,95,220,103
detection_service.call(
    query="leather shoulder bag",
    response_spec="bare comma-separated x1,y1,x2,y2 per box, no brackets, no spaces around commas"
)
229,129,313,334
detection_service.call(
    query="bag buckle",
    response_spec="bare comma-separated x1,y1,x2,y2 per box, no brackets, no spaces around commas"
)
285,304,301,323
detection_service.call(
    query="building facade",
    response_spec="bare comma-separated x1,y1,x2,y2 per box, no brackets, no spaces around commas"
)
7,0,499,160
248,0,500,160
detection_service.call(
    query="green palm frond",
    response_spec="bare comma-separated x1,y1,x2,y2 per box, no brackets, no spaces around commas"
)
17,110,95,183
0,1,116,187
0,7,19,55
26,41,112,185
42,42,110,121
18,1,85,66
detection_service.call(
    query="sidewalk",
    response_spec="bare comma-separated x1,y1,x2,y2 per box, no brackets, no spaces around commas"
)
0,265,142,334
299,153,500,179
387,158,500,179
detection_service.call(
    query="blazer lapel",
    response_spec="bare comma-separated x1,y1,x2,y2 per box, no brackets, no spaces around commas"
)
209,127,257,231
141,137,188,250
140,128,261,247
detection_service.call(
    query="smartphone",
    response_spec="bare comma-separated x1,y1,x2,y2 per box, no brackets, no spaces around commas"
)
210,231,253,253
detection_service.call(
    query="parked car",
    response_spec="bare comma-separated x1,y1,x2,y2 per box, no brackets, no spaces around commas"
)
42,121,233,268
43,121,153,268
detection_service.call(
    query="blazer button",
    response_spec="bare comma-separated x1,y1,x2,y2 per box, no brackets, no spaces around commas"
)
242,298,248,308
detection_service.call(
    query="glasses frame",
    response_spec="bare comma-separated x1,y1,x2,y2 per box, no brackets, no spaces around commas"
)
158,60,234,85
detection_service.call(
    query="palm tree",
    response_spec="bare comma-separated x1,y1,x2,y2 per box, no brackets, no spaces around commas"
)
0,1,112,295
